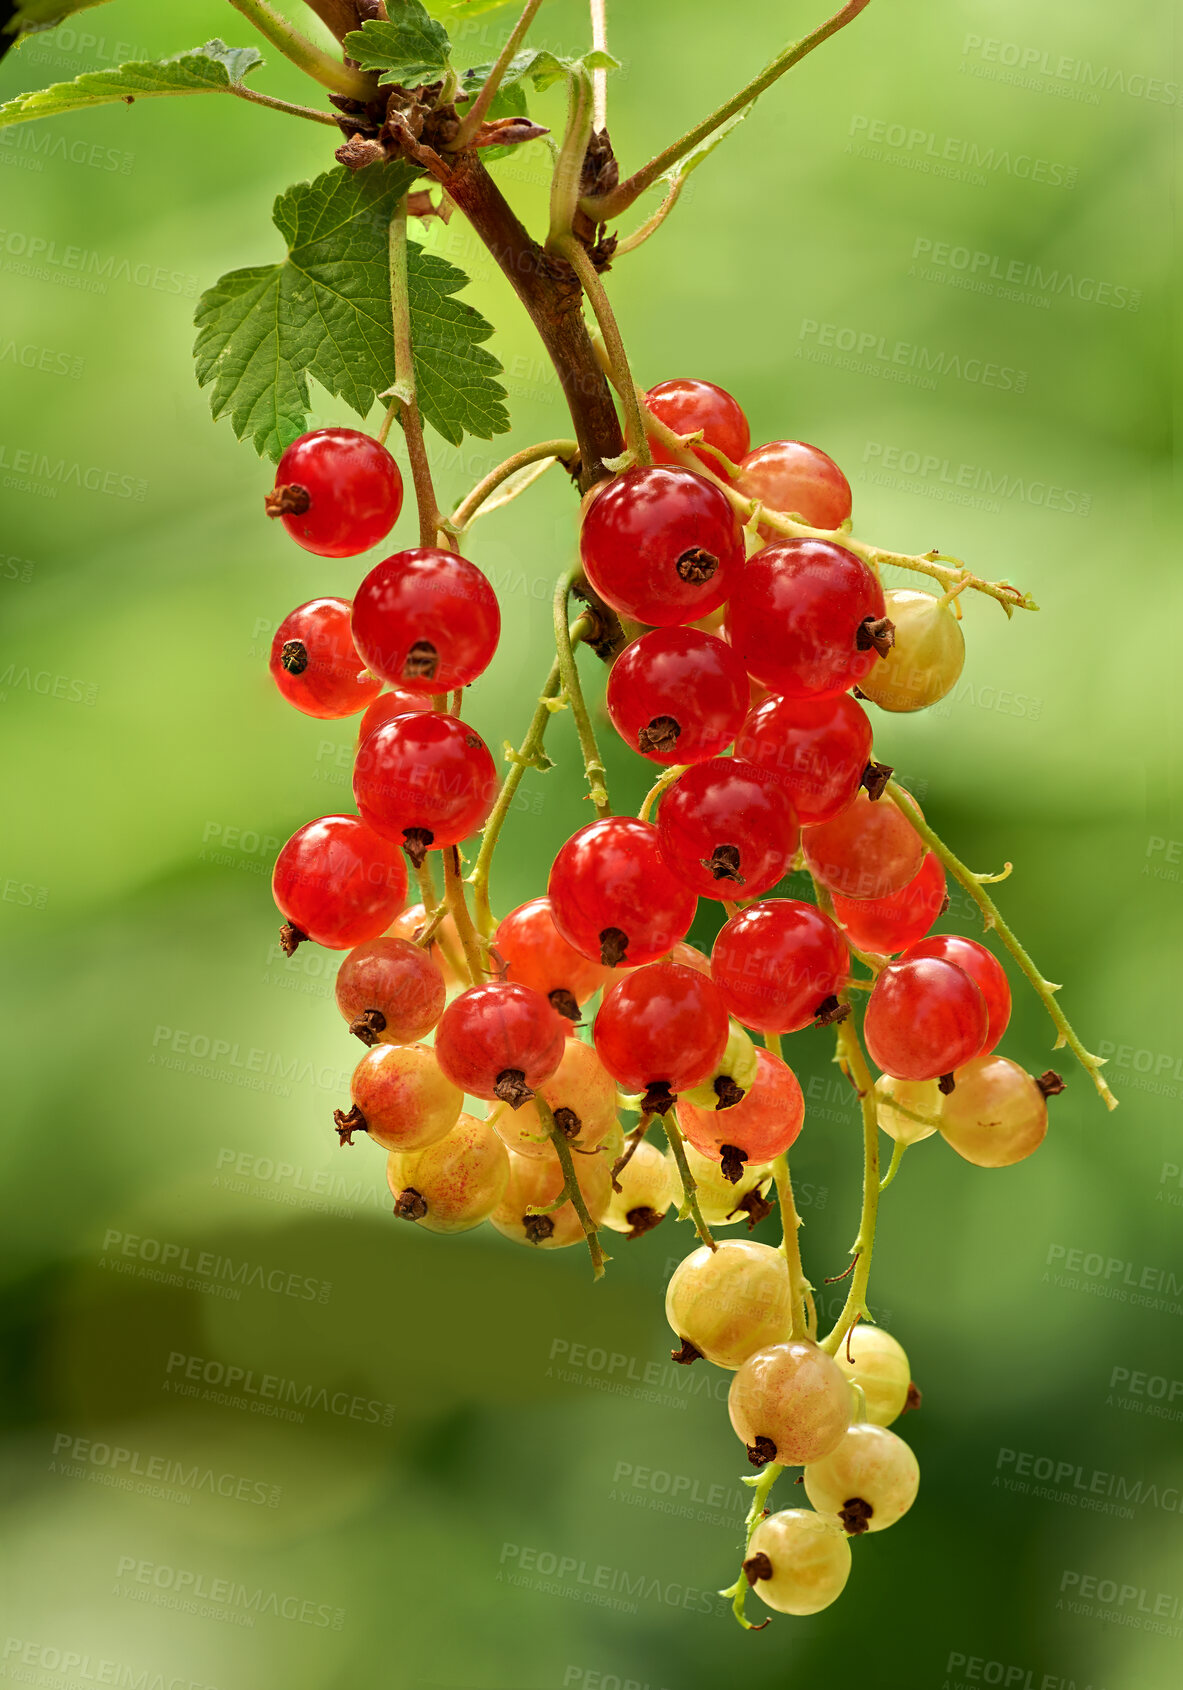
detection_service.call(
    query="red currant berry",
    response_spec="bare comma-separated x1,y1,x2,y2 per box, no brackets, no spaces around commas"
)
353,712,497,859
495,898,612,1021
803,789,925,902
656,757,800,901
728,540,888,699
903,935,1011,1054
335,936,446,1046
579,466,744,626
863,957,988,1082
711,899,849,1034
385,903,465,987
357,688,432,744
644,378,751,476
269,598,381,720
678,1047,805,1169
830,852,947,956
351,547,499,694
738,439,852,531
266,428,402,557
735,692,872,827
272,814,407,951
548,817,698,968
606,628,749,765
593,962,729,1109
434,982,566,1108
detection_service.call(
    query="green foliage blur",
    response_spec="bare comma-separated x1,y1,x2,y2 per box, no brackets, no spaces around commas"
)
0,2,1178,1686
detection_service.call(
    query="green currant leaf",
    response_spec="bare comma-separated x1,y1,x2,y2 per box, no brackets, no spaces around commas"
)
342,8,451,86
0,39,263,125
460,47,618,97
193,162,509,461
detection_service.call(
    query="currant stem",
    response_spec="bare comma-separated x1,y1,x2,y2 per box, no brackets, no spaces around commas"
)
537,1097,610,1279
719,1459,784,1631
228,85,340,124
557,237,652,465
637,763,687,823
883,780,1117,1110
443,846,485,984
387,197,448,550
663,1106,716,1251
589,0,609,130
453,0,547,148
226,0,374,99
450,440,579,532
771,1154,811,1341
613,174,689,258
548,67,596,248
582,0,875,223
879,1138,907,1192
554,566,611,818
819,1009,881,1357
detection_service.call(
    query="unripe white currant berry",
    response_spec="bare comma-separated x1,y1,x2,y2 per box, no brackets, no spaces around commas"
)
603,1139,676,1235
743,1509,851,1614
490,1146,612,1248
386,1112,509,1234
874,1074,943,1144
675,1140,775,1226
857,588,964,712
833,1325,912,1426
682,1019,759,1109
728,1339,851,1465
940,1055,1048,1167
665,1239,793,1368
804,1422,920,1534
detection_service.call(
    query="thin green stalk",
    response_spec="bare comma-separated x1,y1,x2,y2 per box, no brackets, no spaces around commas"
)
771,1154,810,1340
819,1012,881,1356
557,236,652,463
536,1098,610,1278
388,198,447,549
453,0,547,147
582,0,876,222
589,0,609,129
443,847,484,984
547,64,596,247
451,440,579,531
613,173,689,257
229,84,340,123
554,566,611,817
879,1138,907,1192
415,858,467,983
226,0,374,98
663,1107,716,1250
719,1460,784,1631
637,763,687,822
883,780,1116,1109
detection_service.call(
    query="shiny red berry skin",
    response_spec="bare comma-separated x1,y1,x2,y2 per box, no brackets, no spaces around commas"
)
738,439,852,531
353,712,497,851
579,466,745,626
593,962,729,1097
272,814,407,949
269,429,402,557
644,378,751,476
606,628,749,765
548,817,698,968
711,899,849,1034
678,1046,805,1164
803,789,925,902
903,935,1011,1054
434,982,566,1105
269,598,382,720
334,936,446,1044
357,687,433,743
351,547,500,694
656,757,800,901
735,692,873,827
831,852,947,956
728,540,887,700
864,957,988,1082
495,898,612,1019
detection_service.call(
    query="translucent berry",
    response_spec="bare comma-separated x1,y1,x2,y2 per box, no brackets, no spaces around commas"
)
831,851,946,954
266,428,402,557
735,692,872,826
339,1043,461,1152
728,540,887,699
548,817,698,968
386,1113,509,1233
656,757,800,901
738,439,852,531
665,1239,793,1368
593,962,729,1111
351,547,500,694
644,378,750,475
492,1037,618,1158
495,897,612,1021
803,789,925,902
677,1141,776,1227
490,1145,612,1249
940,1055,1053,1167
804,1423,920,1534
353,712,497,857
678,1047,805,1175
743,1510,852,1615
711,899,849,1034
606,628,749,765
834,1325,913,1426
603,1139,677,1237
273,814,407,951
334,935,446,1046
904,935,1011,1053
873,1075,943,1145
579,465,745,626
864,957,988,1082
357,688,433,743
269,598,381,719
682,1020,759,1111
857,588,964,713
435,982,566,1108
728,1339,852,1465
385,902,465,987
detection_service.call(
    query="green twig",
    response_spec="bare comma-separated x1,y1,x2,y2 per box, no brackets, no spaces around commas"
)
663,1107,716,1250
451,440,579,532
229,84,340,123
771,1154,811,1340
547,64,596,247
819,1011,881,1356
554,566,611,817
557,236,652,464
879,1138,907,1191
537,1098,610,1278
719,1459,785,1631
386,197,447,549
453,0,547,147
226,0,373,98
443,846,484,985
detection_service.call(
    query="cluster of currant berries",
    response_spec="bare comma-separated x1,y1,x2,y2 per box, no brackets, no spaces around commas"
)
261,378,1063,1622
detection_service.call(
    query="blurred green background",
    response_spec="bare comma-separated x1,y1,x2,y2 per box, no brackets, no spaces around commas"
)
1,1,1179,1685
